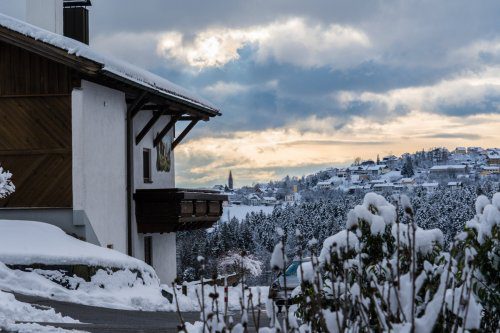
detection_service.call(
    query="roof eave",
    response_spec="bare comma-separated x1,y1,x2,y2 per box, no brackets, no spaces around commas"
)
101,70,221,117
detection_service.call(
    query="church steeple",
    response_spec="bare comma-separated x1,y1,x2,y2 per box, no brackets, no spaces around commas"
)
228,170,234,190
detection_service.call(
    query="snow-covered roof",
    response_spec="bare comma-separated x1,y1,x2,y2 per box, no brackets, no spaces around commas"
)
430,165,466,170
482,166,500,170
373,183,394,188
447,182,462,186
246,194,261,200
0,13,219,114
422,182,439,187
366,164,387,171
487,152,500,159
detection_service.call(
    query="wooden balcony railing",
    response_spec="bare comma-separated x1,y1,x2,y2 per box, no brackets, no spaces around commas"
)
133,188,228,233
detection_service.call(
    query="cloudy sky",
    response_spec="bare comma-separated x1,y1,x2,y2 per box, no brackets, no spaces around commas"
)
2,1,500,187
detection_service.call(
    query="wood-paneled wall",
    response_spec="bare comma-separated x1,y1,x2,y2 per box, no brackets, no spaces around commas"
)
0,41,73,96
0,41,73,208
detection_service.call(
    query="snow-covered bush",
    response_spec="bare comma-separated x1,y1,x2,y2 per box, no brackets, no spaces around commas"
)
218,251,263,278
0,166,15,199
460,193,500,332
180,192,499,332
287,192,497,332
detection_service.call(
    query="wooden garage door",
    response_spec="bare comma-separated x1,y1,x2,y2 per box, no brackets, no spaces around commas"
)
0,96,72,207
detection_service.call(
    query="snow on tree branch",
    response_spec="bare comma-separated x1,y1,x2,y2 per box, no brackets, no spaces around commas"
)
217,251,263,277
0,167,15,199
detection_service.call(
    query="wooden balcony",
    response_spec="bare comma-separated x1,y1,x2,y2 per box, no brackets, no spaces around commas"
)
133,188,228,233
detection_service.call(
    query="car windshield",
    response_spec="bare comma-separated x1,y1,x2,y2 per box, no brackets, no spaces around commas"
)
284,261,300,277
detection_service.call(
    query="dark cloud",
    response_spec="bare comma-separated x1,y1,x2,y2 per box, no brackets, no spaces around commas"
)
421,133,484,140
279,140,391,147
436,96,500,117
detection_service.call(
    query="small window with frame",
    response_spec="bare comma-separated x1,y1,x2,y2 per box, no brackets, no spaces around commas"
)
143,148,152,183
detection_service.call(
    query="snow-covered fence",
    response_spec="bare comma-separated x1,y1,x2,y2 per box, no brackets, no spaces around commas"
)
0,167,15,199
177,191,499,332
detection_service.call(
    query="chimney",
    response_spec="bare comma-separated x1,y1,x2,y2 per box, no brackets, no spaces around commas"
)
63,0,92,44
26,0,64,34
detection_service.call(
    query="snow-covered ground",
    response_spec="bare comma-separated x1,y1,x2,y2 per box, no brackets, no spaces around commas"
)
221,205,274,222
0,220,268,315
0,289,82,333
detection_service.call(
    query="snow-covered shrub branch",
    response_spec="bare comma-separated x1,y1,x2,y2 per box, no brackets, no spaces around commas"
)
0,166,15,199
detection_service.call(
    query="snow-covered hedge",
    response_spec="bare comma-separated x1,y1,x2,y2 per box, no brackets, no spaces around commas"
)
0,166,15,199
181,192,499,332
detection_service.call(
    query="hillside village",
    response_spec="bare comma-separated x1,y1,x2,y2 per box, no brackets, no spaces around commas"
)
218,146,500,207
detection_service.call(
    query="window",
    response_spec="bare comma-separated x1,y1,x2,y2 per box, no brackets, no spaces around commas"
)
143,148,152,183
144,236,153,266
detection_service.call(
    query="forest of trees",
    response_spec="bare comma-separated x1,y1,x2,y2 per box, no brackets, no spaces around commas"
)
177,181,499,284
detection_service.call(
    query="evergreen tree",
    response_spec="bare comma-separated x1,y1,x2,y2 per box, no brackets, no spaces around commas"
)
401,155,414,177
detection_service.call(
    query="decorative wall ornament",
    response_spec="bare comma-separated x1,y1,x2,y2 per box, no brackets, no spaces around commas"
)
156,134,171,172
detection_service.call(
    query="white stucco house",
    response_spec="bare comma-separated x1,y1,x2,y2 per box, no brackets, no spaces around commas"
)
0,0,226,284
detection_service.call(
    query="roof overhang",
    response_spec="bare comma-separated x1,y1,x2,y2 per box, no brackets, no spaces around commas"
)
0,17,220,118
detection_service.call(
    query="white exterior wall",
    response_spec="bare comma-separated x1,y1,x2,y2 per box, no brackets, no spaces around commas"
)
72,80,127,253
26,0,64,34
131,111,177,284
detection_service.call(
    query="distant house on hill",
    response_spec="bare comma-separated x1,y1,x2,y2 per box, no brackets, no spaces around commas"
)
244,193,261,206
400,177,416,186
262,196,278,206
317,178,336,190
373,183,394,193
447,182,463,190
487,151,500,165
454,147,466,154
480,166,500,176
0,1,226,284
382,155,398,168
421,182,439,192
429,165,467,179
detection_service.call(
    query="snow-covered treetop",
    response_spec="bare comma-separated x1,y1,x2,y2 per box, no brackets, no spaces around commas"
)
0,13,219,113
217,251,263,277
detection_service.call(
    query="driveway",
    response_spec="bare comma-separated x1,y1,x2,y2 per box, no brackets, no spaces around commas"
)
11,293,265,332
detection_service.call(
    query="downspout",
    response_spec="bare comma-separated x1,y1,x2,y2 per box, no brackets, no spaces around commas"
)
126,108,133,256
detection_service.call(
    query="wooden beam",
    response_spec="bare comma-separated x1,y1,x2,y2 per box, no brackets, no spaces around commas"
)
153,115,180,147
143,102,210,121
0,94,71,98
0,148,71,156
172,120,199,150
140,104,163,111
135,110,165,145
178,116,200,121
127,91,148,118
